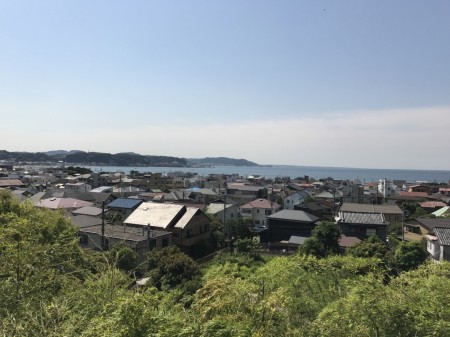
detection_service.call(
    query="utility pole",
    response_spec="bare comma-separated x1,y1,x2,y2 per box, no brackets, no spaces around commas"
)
101,201,106,250
401,204,405,242
147,223,151,250
223,193,227,248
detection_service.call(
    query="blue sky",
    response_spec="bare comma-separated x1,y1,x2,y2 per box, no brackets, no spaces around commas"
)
1,1,450,169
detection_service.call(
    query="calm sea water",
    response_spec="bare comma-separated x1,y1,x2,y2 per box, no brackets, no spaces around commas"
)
84,165,450,184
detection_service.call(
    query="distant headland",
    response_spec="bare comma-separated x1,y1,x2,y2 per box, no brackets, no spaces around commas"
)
0,150,260,167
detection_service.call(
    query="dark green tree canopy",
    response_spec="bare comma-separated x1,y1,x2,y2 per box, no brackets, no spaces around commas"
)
300,221,341,257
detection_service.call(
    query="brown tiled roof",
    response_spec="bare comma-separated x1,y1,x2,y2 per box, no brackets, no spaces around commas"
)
419,201,447,209
399,191,431,198
339,235,362,248
0,179,24,187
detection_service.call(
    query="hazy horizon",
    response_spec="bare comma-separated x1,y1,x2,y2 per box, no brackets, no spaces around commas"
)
2,1,450,170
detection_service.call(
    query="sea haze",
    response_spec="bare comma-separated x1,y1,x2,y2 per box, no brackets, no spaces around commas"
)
83,165,450,183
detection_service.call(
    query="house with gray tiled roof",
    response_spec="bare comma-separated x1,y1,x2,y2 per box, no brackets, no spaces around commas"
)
335,211,389,242
71,206,103,217
267,209,320,242
339,202,403,223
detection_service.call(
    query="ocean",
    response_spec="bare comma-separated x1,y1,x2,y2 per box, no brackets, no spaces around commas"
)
83,165,450,184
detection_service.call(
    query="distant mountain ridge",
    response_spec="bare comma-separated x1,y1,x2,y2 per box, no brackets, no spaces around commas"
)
45,150,83,156
0,150,259,167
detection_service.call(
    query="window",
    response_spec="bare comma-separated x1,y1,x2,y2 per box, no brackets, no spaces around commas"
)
366,228,377,237
162,238,169,247
265,210,272,215
79,235,88,244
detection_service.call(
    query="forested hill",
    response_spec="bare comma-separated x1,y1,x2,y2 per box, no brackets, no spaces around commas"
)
63,151,187,167
0,150,258,167
0,150,187,167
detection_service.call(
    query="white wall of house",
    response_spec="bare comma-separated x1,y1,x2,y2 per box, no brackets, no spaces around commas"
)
215,205,239,223
65,183,92,193
378,179,398,198
241,207,274,226
284,193,304,210
427,238,440,260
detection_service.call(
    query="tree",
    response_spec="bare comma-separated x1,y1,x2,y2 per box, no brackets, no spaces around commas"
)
0,192,94,336
413,207,428,218
300,222,340,257
392,240,428,272
225,218,252,241
141,246,201,290
109,244,137,272
347,236,389,260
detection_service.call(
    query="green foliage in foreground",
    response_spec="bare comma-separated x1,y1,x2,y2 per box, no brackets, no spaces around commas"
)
1,190,448,337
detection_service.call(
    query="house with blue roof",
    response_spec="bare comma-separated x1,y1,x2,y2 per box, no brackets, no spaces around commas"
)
107,198,144,224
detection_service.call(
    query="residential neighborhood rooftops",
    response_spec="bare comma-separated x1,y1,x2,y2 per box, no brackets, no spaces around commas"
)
413,218,450,230
288,235,308,245
36,197,94,210
338,235,362,248
107,198,143,209
419,201,447,209
90,186,113,193
337,212,387,225
240,198,281,210
0,179,25,187
339,203,402,214
432,206,450,217
205,203,235,214
72,206,103,217
68,214,103,228
227,183,266,192
174,207,201,229
268,209,319,223
80,224,171,243
124,202,185,229
433,227,450,246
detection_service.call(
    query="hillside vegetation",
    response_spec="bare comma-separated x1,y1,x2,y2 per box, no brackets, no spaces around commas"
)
0,191,448,336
